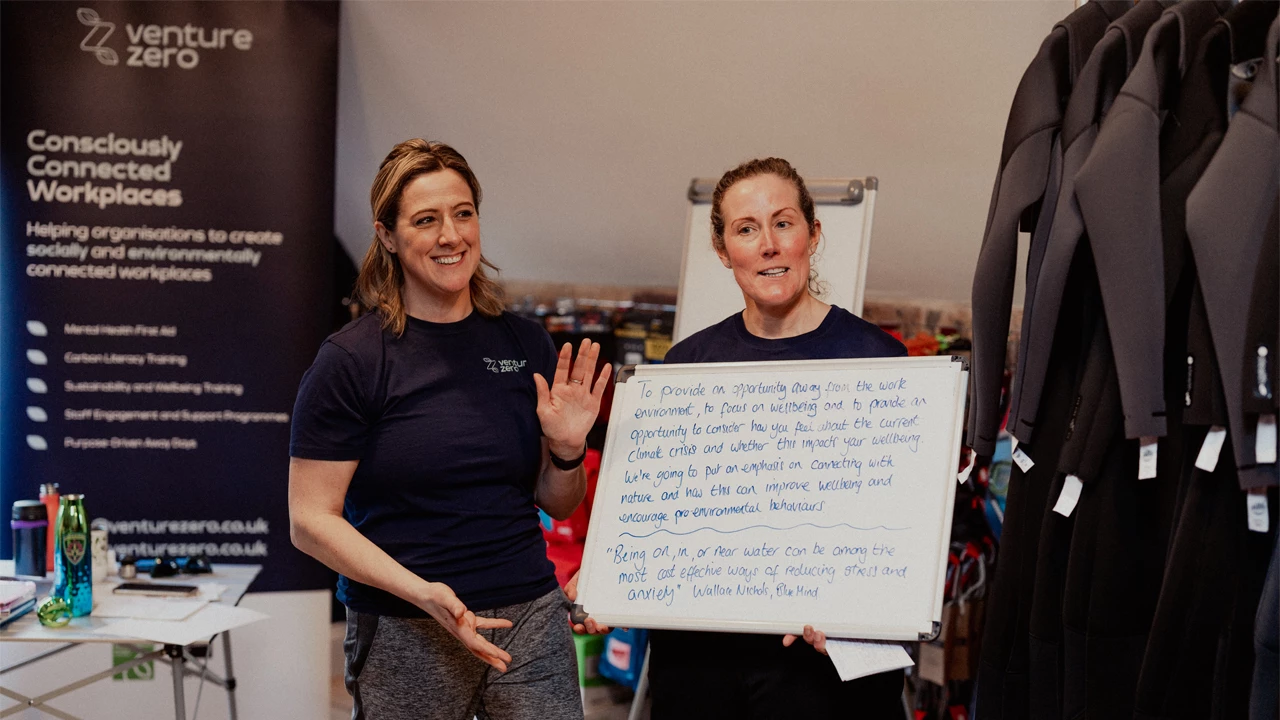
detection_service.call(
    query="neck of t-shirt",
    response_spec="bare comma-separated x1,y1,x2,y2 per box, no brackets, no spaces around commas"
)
402,307,484,335
742,294,830,339
403,284,474,324
734,304,838,350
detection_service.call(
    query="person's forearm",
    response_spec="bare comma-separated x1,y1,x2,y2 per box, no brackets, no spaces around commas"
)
291,512,430,606
536,454,586,521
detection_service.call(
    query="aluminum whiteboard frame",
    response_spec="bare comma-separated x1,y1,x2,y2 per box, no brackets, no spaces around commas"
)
576,355,967,641
673,177,878,343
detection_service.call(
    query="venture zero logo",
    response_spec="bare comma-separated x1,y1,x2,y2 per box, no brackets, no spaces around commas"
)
75,7,254,70
78,8,118,66
484,358,528,374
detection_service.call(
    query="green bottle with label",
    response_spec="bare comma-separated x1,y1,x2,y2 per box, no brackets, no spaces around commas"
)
54,494,93,617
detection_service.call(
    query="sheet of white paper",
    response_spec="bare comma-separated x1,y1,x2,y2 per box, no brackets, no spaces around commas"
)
198,583,228,601
92,595,208,621
825,639,914,681
0,580,37,608
93,603,268,646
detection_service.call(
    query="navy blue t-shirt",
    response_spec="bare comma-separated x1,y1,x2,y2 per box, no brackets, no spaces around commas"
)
289,310,560,616
654,305,907,664
664,305,906,365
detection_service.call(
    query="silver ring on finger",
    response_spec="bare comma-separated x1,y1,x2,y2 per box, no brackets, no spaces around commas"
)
570,379,583,384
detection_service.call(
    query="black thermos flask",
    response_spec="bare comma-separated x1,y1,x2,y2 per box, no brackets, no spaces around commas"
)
12,500,49,576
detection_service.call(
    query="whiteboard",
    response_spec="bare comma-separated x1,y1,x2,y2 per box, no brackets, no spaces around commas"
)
576,356,967,640
672,178,877,343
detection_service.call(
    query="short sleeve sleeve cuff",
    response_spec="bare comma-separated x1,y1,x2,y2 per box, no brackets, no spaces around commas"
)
289,341,370,460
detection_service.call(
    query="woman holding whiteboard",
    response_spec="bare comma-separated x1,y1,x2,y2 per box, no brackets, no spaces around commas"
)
570,157,907,717
289,139,608,720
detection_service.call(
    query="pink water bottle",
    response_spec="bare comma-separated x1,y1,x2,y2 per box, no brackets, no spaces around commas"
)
39,483,59,573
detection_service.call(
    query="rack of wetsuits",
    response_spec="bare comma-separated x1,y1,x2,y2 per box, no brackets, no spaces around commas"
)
967,1,1280,718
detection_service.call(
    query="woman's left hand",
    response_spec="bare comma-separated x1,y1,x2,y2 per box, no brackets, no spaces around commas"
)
534,339,612,457
564,570,611,635
782,625,828,655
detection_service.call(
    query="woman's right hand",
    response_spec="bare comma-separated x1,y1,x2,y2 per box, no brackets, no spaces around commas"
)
564,571,610,635
416,581,514,672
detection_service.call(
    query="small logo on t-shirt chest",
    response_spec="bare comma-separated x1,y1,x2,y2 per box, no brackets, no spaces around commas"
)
484,357,527,374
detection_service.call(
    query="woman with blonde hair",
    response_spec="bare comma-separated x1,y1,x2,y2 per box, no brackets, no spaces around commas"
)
290,139,607,719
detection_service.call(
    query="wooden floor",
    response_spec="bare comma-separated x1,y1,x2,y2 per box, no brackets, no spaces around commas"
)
330,673,352,720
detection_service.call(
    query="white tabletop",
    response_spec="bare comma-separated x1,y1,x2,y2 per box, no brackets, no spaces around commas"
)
0,562,261,644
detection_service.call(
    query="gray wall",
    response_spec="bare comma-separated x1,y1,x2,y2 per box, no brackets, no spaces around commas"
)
335,1,1072,304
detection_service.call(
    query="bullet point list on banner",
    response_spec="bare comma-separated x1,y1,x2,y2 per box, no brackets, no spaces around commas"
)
3,0,340,595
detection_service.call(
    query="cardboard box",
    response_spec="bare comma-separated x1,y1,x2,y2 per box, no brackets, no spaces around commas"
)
917,599,984,685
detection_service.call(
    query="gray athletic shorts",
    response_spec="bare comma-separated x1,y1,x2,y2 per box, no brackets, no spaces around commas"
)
343,587,583,720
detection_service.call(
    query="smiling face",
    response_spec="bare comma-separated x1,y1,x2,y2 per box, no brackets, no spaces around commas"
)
716,172,820,316
375,169,480,321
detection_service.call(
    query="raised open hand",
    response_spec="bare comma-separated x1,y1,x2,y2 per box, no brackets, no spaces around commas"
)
534,339,612,458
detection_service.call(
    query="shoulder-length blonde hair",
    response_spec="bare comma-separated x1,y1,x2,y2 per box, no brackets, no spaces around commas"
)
356,139,504,336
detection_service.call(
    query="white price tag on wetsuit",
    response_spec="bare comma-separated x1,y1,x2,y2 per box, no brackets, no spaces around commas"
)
1052,475,1084,518
1256,415,1277,464
1194,426,1228,473
1011,447,1035,473
1138,437,1159,480
1247,492,1270,533
957,448,976,485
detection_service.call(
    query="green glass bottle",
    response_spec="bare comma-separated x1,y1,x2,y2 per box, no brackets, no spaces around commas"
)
54,494,93,617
